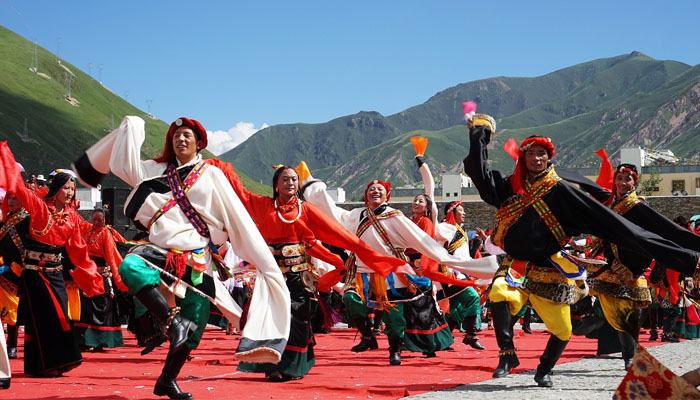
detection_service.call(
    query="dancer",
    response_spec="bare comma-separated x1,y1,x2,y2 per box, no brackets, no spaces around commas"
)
0,151,105,377
410,138,485,351
299,162,498,366
463,113,700,387
0,193,29,389
405,184,454,357
73,208,129,351
215,161,404,381
572,162,700,368
0,193,26,363
436,200,487,350
72,116,291,399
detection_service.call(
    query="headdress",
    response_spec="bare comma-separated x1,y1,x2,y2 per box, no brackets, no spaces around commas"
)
614,163,638,184
509,136,556,195
153,117,208,164
442,200,463,225
364,179,391,205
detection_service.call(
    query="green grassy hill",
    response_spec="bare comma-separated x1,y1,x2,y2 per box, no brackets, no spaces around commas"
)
0,26,268,195
222,51,694,193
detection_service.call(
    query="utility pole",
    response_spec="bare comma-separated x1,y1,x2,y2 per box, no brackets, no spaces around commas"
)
98,64,103,84
88,62,93,76
146,99,153,116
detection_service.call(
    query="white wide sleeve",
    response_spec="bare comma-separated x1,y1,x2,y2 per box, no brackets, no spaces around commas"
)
302,180,358,231
385,215,498,279
208,171,291,363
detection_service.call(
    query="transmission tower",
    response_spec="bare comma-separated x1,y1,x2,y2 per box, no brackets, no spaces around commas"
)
124,91,129,101
65,72,73,98
110,115,114,130
88,63,93,76
146,99,153,116
23,117,28,139
98,64,103,83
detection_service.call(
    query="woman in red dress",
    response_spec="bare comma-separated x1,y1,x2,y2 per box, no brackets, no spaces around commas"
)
0,144,103,376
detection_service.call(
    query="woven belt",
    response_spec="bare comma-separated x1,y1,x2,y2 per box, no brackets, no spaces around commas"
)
23,264,63,273
280,264,310,274
24,250,62,263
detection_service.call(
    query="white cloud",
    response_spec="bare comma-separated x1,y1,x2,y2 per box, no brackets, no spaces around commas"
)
207,122,269,156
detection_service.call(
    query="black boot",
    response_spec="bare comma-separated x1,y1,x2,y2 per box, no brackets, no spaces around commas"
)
139,313,168,355
351,317,378,352
135,286,197,351
661,313,680,342
154,345,193,399
388,338,402,366
618,331,637,371
491,301,519,378
462,314,486,350
0,378,9,389
522,308,532,334
6,324,18,359
372,310,383,336
534,335,569,388
648,307,659,341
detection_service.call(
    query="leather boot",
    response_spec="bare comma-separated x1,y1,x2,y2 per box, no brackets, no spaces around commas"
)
661,313,680,342
491,301,519,378
648,307,659,341
154,345,193,399
522,307,532,334
6,324,18,359
139,313,168,355
388,338,402,366
534,335,569,387
372,310,383,336
351,317,378,352
0,378,9,389
618,331,637,370
462,314,486,350
135,286,197,351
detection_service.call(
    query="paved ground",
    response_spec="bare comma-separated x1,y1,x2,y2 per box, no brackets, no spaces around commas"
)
408,329,700,400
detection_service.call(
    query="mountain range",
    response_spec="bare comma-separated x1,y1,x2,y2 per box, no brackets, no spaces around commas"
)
221,51,700,198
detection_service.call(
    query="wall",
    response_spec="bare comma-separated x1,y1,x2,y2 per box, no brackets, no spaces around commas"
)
338,196,700,230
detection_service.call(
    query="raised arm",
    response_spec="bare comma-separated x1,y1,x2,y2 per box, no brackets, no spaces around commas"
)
463,125,513,207
72,116,154,188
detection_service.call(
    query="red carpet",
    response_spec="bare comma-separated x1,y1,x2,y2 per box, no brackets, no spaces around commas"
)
5,326,664,399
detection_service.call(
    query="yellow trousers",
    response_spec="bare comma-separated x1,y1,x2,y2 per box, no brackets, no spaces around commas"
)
596,293,635,333
490,277,572,341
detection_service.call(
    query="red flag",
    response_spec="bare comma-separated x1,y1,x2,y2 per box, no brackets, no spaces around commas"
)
594,148,614,192
503,138,519,163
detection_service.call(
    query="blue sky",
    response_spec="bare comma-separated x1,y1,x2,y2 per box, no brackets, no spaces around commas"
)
2,1,700,155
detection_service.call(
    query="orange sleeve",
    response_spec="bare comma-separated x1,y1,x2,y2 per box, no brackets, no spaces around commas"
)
100,229,127,291
66,212,105,296
206,158,269,221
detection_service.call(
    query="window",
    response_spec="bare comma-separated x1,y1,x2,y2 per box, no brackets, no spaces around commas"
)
453,192,458,197
672,180,686,191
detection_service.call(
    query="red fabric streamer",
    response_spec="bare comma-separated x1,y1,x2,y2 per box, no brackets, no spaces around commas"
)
503,138,519,163
594,148,614,192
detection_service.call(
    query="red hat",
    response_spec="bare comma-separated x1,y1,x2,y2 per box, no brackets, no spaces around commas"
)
509,136,556,195
443,200,463,225
364,179,391,205
153,117,208,164
613,163,639,184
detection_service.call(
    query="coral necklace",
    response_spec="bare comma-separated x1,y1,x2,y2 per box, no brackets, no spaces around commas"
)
274,197,302,224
